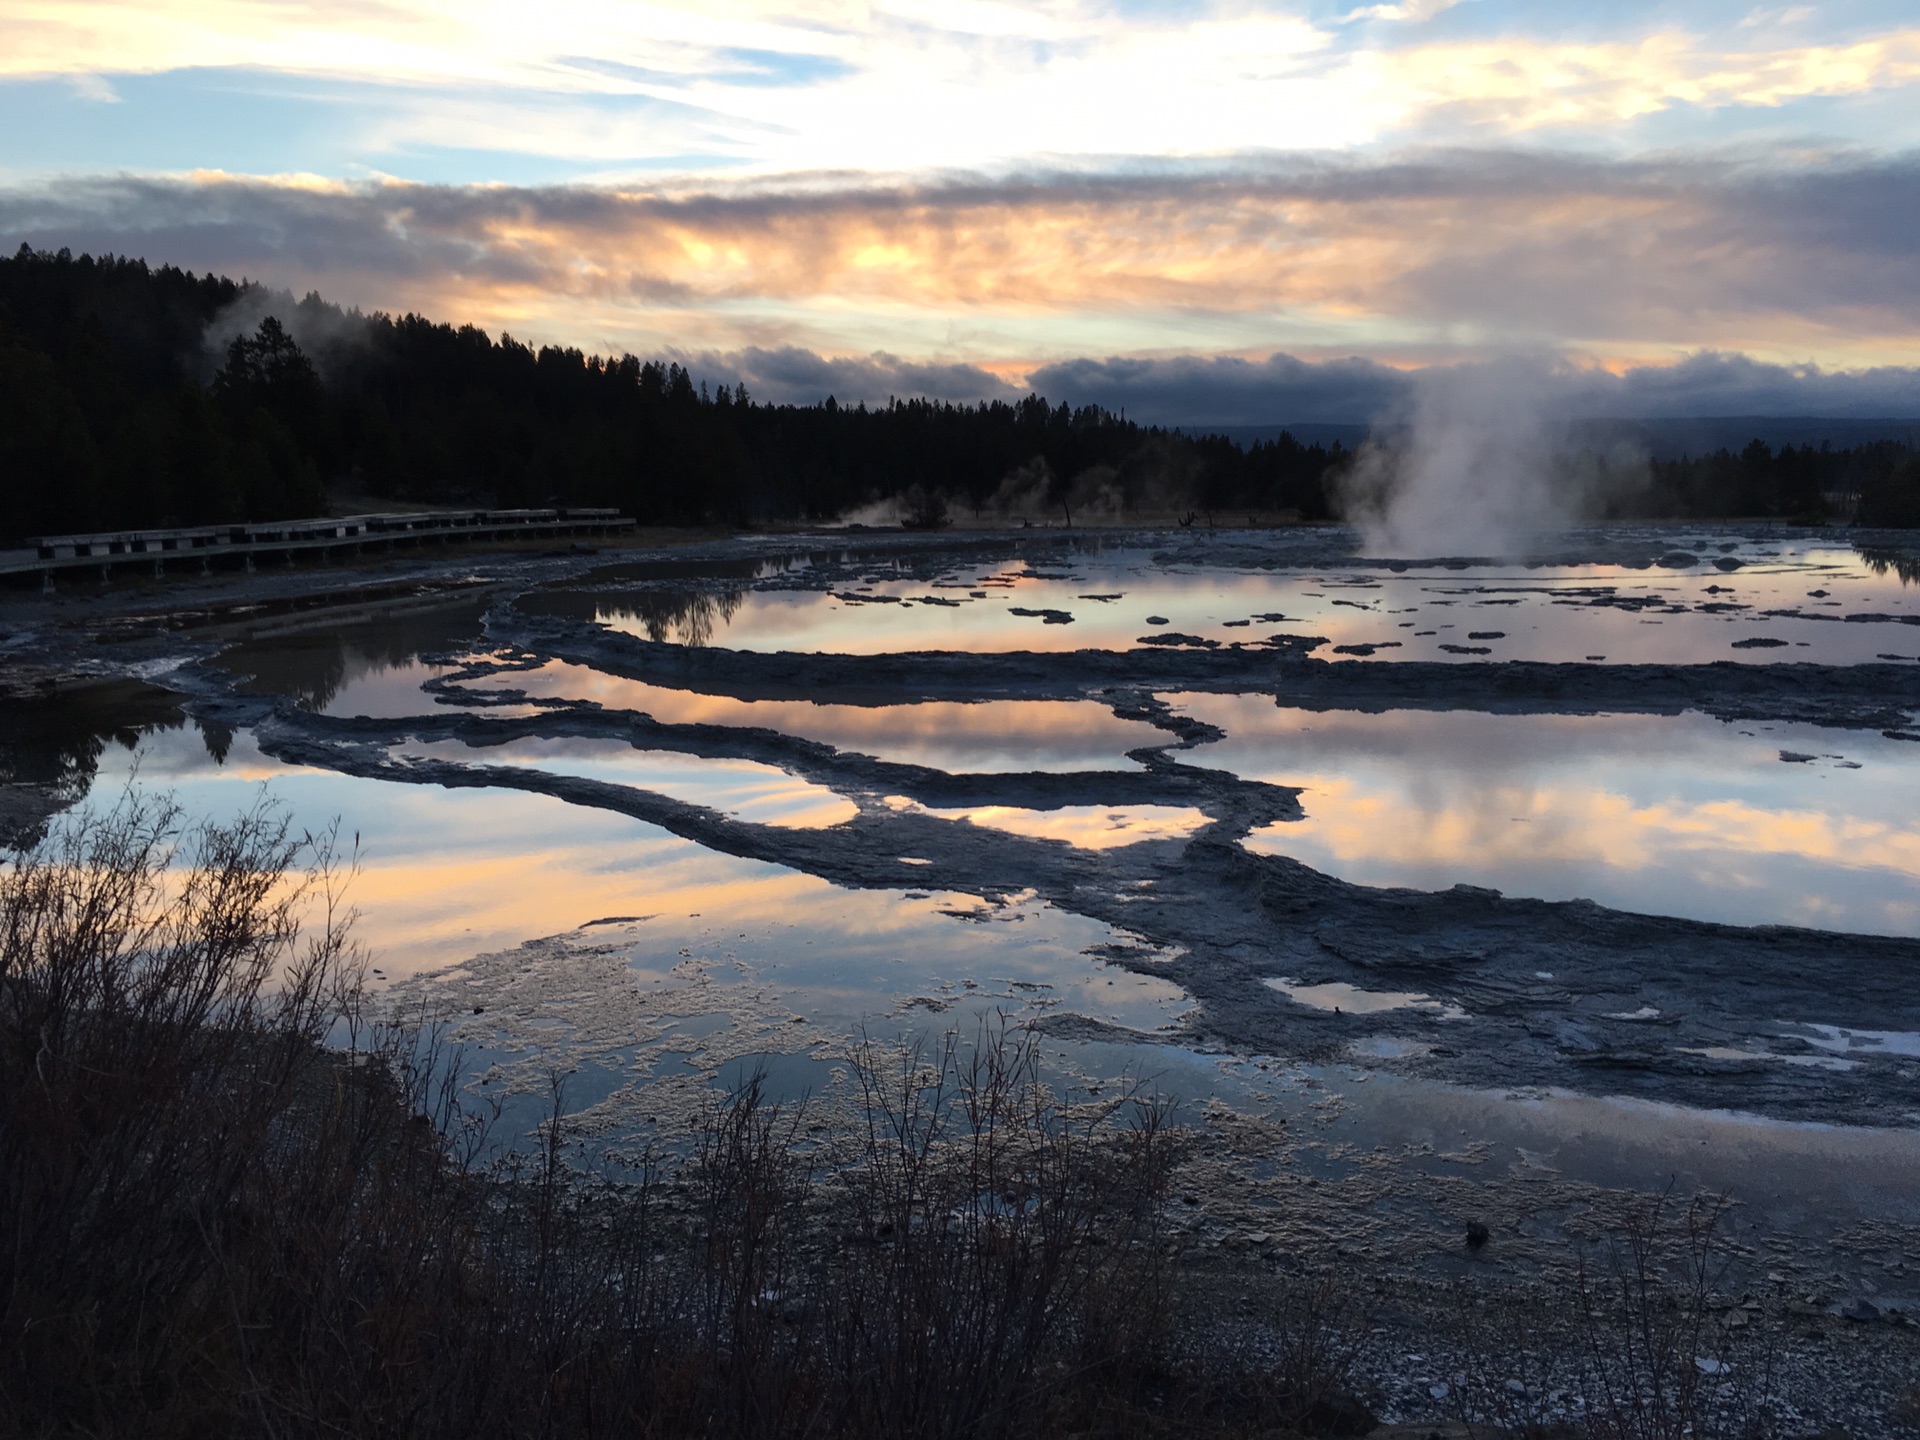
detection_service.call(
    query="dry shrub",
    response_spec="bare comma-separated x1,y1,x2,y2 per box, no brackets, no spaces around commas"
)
0,788,357,1433
1449,1190,1780,1440
0,795,1190,1439
1171,1270,1371,1440
827,1021,1177,1440
1572,1191,1768,1440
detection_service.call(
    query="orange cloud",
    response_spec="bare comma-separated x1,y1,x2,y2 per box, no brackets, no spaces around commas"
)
10,151,1920,369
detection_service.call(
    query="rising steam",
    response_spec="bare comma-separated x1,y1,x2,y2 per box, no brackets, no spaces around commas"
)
1335,361,1644,558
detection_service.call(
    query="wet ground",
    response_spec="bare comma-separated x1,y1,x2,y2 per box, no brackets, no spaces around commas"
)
5,522,1920,1430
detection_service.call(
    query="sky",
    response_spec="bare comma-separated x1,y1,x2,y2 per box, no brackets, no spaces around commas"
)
3,0,1920,422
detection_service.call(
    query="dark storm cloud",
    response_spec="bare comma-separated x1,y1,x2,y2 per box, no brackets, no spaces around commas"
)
1031,350,1920,426
681,346,1021,406
1026,353,1414,426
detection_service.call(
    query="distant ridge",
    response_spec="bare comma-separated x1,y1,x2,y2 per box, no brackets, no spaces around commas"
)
1180,423,1370,451
1581,416,1920,459
1188,417,1920,460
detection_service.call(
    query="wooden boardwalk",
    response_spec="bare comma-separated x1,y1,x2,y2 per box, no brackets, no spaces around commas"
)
1,508,634,587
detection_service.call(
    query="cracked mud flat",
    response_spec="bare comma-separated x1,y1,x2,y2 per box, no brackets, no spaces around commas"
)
7,522,1920,1431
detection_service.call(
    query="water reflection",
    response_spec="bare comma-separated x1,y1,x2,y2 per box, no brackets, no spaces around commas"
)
1264,976,1465,1020
218,599,488,714
547,540,1920,664
85,724,1188,1040
599,589,747,647
1168,697,1920,934
1856,545,1920,587
458,662,1161,773
523,587,747,646
400,736,859,828
882,796,1211,848
0,680,197,846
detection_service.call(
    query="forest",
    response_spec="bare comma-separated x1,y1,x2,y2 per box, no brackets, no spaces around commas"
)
2,244,1917,541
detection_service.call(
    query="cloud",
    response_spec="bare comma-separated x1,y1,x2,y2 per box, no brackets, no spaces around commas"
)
1604,350,1920,418
11,167,1920,421
1027,353,1412,426
681,346,1021,406
1340,0,1464,24
1035,350,1920,427
6,4,1920,175
65,72,119,103
5,151,1917,368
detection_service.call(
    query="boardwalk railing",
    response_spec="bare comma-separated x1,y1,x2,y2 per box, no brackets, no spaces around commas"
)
4,508,634,585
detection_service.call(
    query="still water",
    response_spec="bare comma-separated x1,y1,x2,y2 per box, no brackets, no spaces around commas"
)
25,526,1920,1240
96,722,1189,1038
532,536,1920,664
1176,699,1920,935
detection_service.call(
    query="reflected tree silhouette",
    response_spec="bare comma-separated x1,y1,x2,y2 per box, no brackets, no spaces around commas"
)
1857,546,1920,587
0,681,190,847
219,601,487,710
598,587,747,647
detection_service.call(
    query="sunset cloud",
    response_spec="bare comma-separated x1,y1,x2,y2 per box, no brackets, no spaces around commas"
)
4,1,1919,409
7,151,1918,373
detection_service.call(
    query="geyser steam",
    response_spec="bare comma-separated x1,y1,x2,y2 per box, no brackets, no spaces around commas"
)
1335,361,1632,558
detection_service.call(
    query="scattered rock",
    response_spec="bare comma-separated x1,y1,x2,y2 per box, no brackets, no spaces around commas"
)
1137,632,1219,648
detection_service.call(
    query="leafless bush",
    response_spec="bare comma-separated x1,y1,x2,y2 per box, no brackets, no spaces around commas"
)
1255,1274,1370,1433
817,1021,1175,1440
1175,1270,1371,1439
827,1019,1175,1440
1449,1190,1779,1440
1573,1191,1757,1440
681,1068,817,1436
0,787,360,1433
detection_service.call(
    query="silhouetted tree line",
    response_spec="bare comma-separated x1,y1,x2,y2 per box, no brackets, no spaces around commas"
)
0,246,1340,540
8,245,1920,540
1608,437,1920,525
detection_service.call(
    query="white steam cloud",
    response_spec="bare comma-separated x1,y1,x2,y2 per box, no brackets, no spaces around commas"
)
1335,361,1645,558
200,286,372,382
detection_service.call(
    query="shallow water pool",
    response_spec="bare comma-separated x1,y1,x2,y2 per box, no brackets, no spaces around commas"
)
1169,698,1920,934
533,535,1920,665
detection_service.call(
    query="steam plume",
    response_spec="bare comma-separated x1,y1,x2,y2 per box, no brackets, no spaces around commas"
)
1335,360,1642,558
